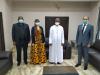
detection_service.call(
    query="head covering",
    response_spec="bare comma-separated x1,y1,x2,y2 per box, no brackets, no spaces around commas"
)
34,19,40,22
55,18,60,22
18,16,24,20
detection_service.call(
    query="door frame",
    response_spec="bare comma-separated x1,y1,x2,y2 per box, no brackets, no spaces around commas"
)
0,12,5,51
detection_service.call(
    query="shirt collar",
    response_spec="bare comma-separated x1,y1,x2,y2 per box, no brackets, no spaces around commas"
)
55,25,59,27
83,23,88,26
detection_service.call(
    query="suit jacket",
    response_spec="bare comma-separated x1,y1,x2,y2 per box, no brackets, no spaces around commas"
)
76,24,93,46
31,26,45,43
12,23,30,44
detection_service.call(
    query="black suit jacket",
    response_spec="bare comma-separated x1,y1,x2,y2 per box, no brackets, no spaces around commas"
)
12,23,30,44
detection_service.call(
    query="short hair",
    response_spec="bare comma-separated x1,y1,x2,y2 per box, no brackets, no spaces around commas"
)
18,16,24,20
83,16,89,20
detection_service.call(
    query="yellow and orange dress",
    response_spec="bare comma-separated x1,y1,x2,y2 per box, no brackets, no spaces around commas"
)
30,25,46,64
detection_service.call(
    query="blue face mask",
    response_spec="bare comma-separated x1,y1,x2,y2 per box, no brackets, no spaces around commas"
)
83,20,88,24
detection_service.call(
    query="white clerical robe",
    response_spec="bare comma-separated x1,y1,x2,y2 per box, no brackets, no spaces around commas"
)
49,25,64,63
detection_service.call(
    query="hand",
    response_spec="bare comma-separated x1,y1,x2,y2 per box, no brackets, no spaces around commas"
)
87,44,91,48
32,43,34,46
61,43,64,46
43,43,45,45
49,44,52,46
13,42,16,45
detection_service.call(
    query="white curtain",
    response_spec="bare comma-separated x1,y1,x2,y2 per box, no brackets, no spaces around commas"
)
96,8,100,40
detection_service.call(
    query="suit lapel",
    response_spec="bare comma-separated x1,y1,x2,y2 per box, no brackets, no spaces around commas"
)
79,25,83,32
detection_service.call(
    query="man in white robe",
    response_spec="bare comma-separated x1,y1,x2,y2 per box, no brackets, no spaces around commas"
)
49,18,64,64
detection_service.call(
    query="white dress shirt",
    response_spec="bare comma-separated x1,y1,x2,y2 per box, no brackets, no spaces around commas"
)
82,23,88,33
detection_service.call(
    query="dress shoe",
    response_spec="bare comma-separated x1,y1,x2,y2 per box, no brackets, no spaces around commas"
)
57,62,61,64
17,63,20,66
49,62,54,64
84,66,88,70
24,62,28,65
75,64,81,67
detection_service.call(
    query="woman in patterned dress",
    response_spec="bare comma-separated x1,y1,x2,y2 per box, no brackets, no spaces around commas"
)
30,19,46,64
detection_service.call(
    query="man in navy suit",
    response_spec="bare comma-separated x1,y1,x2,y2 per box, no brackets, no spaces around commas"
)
12,16,30,66
75,16,93,70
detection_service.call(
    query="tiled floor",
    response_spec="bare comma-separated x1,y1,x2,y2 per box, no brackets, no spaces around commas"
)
6,47,100,75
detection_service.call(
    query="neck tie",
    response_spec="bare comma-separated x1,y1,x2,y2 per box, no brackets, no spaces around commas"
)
82,24,86,33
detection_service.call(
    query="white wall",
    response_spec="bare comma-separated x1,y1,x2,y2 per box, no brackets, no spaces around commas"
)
0,1,99,50
0,0,12,50
13,0,99,1
12,2,91,41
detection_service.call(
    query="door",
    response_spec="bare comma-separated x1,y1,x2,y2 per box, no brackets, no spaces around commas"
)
0,12,5,51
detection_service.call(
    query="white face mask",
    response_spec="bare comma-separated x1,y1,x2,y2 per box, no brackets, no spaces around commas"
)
55,22,60,25
35,22,40,25
18,19,24,23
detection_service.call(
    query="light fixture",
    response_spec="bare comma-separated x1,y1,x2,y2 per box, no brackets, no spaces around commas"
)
55,1,60,11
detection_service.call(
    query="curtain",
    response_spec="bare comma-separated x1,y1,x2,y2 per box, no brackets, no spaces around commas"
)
96,7,100,40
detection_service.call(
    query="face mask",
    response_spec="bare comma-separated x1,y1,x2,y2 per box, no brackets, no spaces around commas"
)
55,22,60,25
18,19,24,23
35,22,40,25
83,20,88,24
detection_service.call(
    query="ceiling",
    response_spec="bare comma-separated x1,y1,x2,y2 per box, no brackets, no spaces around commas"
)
12,0,99,2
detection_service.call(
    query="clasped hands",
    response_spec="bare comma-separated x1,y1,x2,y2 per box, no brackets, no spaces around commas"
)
49,43,64,46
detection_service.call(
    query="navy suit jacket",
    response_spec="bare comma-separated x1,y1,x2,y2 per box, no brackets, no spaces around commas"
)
12,23,30,44
76,24,93,46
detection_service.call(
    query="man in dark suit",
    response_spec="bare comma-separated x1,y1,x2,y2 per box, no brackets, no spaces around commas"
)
12,16,30,66
75,16,93,70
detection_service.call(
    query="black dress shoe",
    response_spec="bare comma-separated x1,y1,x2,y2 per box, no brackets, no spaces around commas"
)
57,62,61,64
84,66,88,70
75,64,81,67
17,63,20,66
24,62,28,65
